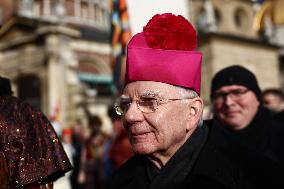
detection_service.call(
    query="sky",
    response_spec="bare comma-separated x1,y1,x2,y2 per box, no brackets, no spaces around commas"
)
126,0,189,34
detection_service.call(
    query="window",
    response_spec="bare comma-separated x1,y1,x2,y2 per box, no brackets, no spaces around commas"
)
196,6,221,32
81,1,89,19
33,1,41,16
234,8,249,31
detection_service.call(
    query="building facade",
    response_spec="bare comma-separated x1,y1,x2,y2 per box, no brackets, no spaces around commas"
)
189,0,282,109
0,0,113,132
1,0,283,126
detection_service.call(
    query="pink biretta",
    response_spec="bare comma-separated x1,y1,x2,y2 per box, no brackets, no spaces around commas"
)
125,13,202,95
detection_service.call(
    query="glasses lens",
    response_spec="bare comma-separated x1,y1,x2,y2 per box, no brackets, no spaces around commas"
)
115,98,159,114
114,105,123,115
114,99,130,115
230,89,248,99
213,89,249,103
137,99,157,113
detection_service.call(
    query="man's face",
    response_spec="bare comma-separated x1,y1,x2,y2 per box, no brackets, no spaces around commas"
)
213,85,260,130
263,93,283,112
121,81,198,158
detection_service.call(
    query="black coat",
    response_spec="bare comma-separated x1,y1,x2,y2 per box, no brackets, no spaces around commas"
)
274,109,284,125
108,125,248,189
206,107,284,188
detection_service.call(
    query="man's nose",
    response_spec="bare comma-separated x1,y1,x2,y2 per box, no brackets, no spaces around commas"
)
124,101,144,123
224,94,235,106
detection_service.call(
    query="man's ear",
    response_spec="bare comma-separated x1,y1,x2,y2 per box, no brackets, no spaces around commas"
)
186,97,203,131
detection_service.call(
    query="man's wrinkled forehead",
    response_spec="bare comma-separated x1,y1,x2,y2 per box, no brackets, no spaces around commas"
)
123,81,178,98
121,90,161,99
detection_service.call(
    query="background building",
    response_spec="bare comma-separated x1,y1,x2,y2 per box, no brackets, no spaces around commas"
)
0,0,113,132
190,0,282,108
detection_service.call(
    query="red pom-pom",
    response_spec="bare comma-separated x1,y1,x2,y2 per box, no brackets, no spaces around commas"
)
143,13,197,51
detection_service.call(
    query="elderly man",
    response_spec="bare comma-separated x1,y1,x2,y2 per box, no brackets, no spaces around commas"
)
108,13,248,189
209,65,284,188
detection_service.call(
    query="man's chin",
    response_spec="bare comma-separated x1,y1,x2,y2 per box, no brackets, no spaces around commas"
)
132,143,155,155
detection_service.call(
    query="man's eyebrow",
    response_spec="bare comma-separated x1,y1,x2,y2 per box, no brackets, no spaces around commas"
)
120,95,130,99
140,90,160,97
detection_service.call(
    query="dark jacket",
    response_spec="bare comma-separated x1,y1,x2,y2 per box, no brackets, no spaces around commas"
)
108,124,248,189
274,109,284,125
206,106,284,188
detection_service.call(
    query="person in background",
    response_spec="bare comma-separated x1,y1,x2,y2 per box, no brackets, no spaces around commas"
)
78,115,106,189
0,95,72,189
87,115,103,136
50,115,63,138
0,76,13,96
0,76,72,189
107,105,133,171
262,88,284,124
209,65,284,188
274,109,284,124
54,128,75,189
108,13,249,189
70,119,85,189
262,88,284,113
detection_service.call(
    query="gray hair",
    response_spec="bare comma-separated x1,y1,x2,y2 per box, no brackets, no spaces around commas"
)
175,87,199,99
175,86,203,127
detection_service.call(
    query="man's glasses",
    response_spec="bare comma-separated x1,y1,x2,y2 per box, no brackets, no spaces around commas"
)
115,97,193,115
213,89,249,103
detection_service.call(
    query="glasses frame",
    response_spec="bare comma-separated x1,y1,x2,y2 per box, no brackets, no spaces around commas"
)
115,97,193,115
213,89,249,103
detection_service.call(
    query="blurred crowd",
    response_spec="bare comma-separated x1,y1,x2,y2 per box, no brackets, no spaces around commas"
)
2,66,284,188
53,71,284,189
52,105,133,189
